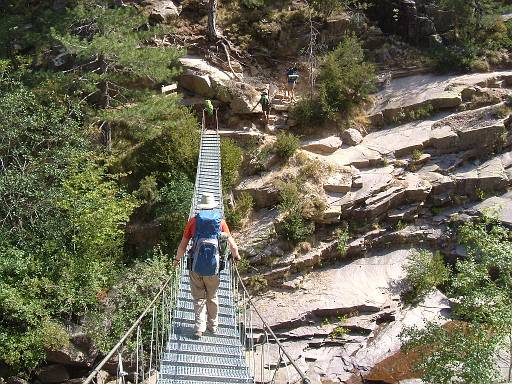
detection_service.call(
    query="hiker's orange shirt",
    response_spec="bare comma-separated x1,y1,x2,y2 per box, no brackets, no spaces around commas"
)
183,217,230,241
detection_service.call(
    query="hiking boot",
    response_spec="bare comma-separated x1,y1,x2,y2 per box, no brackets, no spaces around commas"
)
207,326,218,334
193,330,203,339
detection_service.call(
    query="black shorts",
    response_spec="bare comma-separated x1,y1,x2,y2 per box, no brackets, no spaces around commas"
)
262,104,270,113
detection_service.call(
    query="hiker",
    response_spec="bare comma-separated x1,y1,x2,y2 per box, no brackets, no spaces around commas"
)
286,65,299,102
173,192,241,338
204,99,215,130
252,89,271,123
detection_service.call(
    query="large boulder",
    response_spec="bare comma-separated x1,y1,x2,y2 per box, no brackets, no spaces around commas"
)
235,173,279,209
178,57,261,114
342,128,363,146
228,82,261,114
144,0,181,24
37,365,70,384
46,343,95,367
178,73,215,98
302,136,343,154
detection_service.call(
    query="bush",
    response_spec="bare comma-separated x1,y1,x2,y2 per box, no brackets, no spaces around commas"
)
470,57,490,72
403,250,450,302
337,227,350,258
310,0,343,16
276,181,315,244
432,43,477,73
225,192,254,230
85,249,171,351
317,35,376,117
156,172,194,250
290,97,325,130
278,210,315,244
273,132,300,160
401,321,501,384
236,256,251,274
411,149,424,161
298,158,327,182
247,274,268,293
221,138,243,192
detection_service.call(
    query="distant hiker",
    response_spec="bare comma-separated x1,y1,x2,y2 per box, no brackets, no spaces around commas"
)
204,99,215,130
174,193,241,338
253,89,271,123
286,65,299,102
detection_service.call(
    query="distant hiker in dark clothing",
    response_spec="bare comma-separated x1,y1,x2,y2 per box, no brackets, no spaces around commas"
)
253,89,271,123
286,66,299,102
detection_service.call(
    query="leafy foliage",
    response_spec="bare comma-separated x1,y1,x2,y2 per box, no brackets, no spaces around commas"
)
0,81,139,371
221,138,244,192
225,192,254,230
106,95,201,184
290,97,326,130
86,249,171,351
336,227,350,258
403,214,512,382
451,215,512,328
52,3,183,107
273,132,300,160
403,250,450,303
276,182,315,244
155,173,195,250
433,0,512,71
402,322,501,384
317,35,376,117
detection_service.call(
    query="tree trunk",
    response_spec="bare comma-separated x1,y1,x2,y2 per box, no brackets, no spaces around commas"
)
208,0,218,39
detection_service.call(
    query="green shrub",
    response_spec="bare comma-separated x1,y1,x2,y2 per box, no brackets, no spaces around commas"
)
401,322,501,384
317,35,376,117
298,158,327,182
85,249,171,352
395,220,407,231
278,210,315,244
392,104,433,124
290,97,325,130
247,274,268,293
411,149,424,161
403,250,450,302
236,256,251,274
310,0,343,16
470,57,490,72
276,181,315,244
432,44,477,73
225,192,254,230
273,132,300,160
329,325,348,338
221,138,244,192
337,227,350,258
156,172,194,250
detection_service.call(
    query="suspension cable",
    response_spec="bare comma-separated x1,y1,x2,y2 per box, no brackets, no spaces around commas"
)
233,263,311,384
82,275,175,384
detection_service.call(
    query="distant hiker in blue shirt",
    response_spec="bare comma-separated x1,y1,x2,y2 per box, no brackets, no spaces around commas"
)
286,65,299,102
174,193,240,338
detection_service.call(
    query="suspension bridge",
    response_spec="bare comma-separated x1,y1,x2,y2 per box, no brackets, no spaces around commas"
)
82,116,311,384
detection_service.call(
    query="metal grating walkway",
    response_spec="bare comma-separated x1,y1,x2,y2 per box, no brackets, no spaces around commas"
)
158,130,253,384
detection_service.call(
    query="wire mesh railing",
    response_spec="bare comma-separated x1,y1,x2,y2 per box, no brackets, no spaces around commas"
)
230,263,311,384
82,268,181,384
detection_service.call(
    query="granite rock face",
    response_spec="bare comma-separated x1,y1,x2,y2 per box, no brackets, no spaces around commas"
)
233,68,512,382
177,57,261,114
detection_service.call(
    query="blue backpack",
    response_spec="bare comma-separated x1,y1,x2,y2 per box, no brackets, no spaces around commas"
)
190,209,222,276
